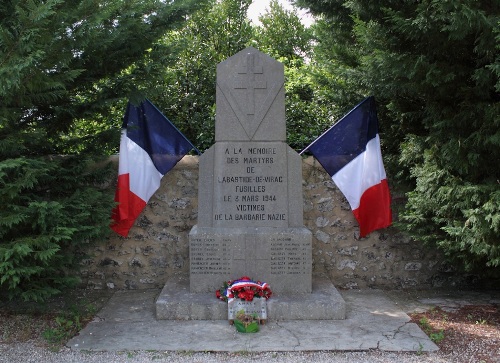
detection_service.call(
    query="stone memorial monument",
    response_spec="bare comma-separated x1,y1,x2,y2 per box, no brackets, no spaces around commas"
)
156,47,345,321
190,47,312,294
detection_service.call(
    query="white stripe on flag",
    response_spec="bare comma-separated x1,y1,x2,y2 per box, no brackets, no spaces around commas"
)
120,131,163,202
332,134,387,210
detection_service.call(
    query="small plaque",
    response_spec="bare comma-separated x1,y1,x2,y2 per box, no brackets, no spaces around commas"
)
228,298,267,320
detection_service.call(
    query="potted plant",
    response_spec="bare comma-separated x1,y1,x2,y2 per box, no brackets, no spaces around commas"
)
233,309,260,333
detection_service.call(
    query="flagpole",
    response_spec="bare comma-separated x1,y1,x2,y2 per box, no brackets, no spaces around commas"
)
146,99,202,155
299,96,371,155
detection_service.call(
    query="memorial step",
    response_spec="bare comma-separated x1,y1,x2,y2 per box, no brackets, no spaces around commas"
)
155,274,346,321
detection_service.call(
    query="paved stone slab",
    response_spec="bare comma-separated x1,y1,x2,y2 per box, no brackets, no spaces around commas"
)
385,289,500,314
95,289,157,322
68,289,438,353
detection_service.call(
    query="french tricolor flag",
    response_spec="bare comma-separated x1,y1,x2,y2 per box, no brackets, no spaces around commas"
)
302,96,392,237
111,99,196,237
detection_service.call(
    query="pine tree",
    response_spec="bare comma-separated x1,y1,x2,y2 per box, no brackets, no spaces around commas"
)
0,0,204,301
297,0,500,273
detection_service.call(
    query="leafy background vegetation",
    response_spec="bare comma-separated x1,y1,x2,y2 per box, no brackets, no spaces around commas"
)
1,0,498,301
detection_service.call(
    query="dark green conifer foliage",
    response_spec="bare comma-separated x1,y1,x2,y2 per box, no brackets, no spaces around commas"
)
297,0,500,273
0,0,203,301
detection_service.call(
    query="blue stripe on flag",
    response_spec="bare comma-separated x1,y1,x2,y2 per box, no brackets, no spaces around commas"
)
306,96,378,176
124,99,194,175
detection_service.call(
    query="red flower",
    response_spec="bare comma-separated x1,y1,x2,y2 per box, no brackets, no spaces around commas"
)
215,277,272,302
238,290,254,301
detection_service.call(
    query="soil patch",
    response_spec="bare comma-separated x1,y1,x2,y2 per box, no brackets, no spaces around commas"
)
411,304,500,363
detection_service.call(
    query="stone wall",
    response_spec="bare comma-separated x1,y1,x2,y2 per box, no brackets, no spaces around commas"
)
82,155,464,291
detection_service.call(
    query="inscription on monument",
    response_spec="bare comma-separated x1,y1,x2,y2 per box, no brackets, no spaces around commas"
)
190,236,231,276
270,237,310,276
213,142,288,227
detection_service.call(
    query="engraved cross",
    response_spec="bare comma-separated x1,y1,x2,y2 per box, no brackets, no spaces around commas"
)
234,53,267,115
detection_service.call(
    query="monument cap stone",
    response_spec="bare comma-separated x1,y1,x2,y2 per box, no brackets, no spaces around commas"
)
215,47,285,142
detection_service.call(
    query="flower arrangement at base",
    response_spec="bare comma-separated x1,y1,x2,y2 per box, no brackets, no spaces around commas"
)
215,276,272,302
233,309,259,333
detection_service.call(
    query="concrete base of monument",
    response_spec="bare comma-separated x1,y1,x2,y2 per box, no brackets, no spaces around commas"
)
155,274,345,320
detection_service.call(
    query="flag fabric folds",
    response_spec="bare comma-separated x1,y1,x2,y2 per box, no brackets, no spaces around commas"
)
302,96,392,237
111,99,196,237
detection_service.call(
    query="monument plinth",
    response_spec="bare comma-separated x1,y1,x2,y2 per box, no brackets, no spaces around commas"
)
189,47,312,294
156,48,345,321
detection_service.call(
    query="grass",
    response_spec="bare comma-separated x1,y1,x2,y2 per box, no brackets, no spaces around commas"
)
418,315,446,343
0,288,112,350
42,300,97,349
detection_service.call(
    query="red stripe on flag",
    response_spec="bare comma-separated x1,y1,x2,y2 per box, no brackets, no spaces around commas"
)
111,173,147,237
352,179,392,238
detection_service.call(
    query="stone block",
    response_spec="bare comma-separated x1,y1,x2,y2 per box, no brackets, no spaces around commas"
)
189,226,312,294
215,47,285,142
156,274,345,320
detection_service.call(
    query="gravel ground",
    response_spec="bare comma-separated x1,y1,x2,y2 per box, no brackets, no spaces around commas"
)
0,344,455,363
